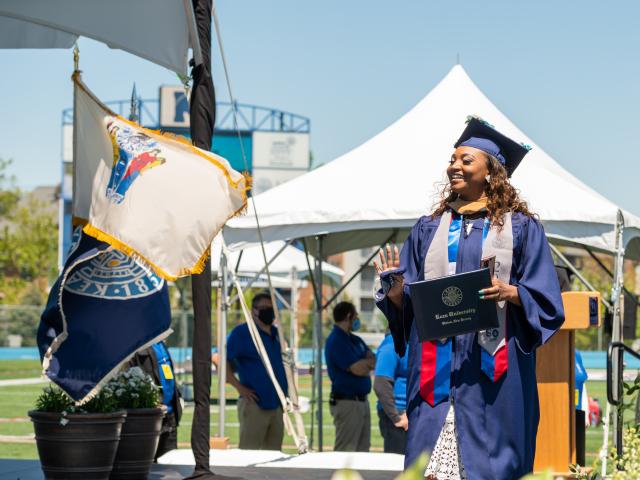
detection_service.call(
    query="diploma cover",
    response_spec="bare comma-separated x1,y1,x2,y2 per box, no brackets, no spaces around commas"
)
409,268,498,342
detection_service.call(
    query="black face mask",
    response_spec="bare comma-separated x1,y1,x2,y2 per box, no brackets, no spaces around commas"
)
257,307,275,325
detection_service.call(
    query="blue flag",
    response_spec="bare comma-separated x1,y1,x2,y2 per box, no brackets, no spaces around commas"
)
37,230,172,403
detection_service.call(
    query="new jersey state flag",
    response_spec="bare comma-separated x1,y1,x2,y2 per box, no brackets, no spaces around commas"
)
37,229,171,403
73,72,247,280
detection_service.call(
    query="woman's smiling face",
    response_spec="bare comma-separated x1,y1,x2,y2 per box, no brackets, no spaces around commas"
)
447,146,490,200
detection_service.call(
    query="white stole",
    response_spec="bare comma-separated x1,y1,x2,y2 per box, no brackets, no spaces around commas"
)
423,210,513,355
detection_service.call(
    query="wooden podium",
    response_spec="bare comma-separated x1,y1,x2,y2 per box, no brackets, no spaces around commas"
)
534,291,601,474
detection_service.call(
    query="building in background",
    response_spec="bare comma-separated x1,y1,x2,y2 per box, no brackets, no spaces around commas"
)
59,86,311,266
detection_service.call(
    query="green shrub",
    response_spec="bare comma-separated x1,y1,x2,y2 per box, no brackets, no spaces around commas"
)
34,385,119,414
34,386,73,413
81,386,119,413
106,366,159,410
609,427,640,480
570,373,640,479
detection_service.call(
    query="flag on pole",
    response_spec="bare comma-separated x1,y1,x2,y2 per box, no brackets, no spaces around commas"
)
72,72,247,281
37,229,172,403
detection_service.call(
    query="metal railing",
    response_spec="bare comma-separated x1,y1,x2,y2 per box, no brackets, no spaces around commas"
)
606,341,640,458
606,342,640,406
62,99,310,133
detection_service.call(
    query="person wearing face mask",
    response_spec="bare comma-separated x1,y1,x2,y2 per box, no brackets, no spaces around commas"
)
225,292,288,450
375,117,564,479
325,301,376,452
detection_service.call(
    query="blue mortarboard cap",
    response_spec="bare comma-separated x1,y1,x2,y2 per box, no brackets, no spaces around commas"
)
454,116,531,177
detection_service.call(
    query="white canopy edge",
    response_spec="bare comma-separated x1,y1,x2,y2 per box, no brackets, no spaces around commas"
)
224,219,640,260
0,0,200,74
212,274,308,290
0,14,76,49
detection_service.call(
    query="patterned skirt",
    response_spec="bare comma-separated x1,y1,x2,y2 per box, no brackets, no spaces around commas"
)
424,405,467,479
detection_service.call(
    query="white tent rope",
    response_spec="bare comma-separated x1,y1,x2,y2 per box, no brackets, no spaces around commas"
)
211,0,282,317
212,0,309,453
222,238,308,453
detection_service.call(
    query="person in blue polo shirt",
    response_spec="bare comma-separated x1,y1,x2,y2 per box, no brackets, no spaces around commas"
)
325,301,376,452
226,292,288,450
374,332,409,454
128,340,182,460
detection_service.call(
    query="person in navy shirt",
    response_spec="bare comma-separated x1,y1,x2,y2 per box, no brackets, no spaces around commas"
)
225,292,288,450
325,301,375,451
374,332,409,454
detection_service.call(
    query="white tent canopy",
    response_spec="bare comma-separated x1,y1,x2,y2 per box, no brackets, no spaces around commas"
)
0,0,200,74
225,65,640,260
212,239,344,285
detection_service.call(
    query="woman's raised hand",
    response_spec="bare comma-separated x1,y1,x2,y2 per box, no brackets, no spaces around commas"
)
374,244,404,308
374,244,400,273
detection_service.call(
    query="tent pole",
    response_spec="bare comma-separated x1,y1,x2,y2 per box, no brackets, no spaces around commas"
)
584,246,640,306
598,321,603,351
273,289,292,310
290,266,299,389
302,238,322,307
218,252,228,438
549,244,612,310
610,210,625,460
314,236,324,451
302,239,320,450
233,250,243,274
602,210,626,477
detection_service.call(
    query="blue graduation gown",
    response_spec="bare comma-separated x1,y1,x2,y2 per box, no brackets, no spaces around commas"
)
376,212,564,479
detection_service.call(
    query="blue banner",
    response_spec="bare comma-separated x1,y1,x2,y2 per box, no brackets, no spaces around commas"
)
38,230,171,403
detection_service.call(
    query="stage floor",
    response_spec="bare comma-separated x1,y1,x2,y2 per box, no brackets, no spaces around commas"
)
1,449,404,479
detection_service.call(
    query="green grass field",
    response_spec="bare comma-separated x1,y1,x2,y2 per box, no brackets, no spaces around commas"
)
0,360,42,380
0,359,626,469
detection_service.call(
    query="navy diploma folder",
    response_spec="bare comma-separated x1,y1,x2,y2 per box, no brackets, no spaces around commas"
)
408,268,498,342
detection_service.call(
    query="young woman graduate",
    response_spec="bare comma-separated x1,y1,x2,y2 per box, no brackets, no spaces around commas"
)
374,117,565,480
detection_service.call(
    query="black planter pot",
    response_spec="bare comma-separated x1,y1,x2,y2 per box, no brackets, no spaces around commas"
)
110,407,164,480
29,410,127,480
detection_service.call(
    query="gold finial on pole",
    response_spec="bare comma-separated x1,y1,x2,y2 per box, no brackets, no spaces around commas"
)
73,43,79,72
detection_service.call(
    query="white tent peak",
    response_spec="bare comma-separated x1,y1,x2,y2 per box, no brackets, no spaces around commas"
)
226,65,640,259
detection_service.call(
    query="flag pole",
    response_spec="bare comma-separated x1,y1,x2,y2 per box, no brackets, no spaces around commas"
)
128,83,138,122
185,0,220,478
70,43,80,237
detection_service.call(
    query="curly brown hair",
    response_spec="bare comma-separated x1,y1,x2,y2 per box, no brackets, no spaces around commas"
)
431,154,535,229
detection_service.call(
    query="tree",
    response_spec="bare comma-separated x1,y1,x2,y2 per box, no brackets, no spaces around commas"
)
0,158,58,345
3,195,58,281
0,158,57,285
0,158,19,220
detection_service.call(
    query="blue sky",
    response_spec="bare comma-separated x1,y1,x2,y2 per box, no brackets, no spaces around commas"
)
1,0,638,215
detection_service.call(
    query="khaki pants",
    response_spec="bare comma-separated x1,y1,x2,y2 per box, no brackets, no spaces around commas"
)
237,397,284,450
330,399,371,452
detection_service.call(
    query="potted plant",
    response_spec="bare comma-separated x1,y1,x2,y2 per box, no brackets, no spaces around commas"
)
29,385,126,480
109,366,165,480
